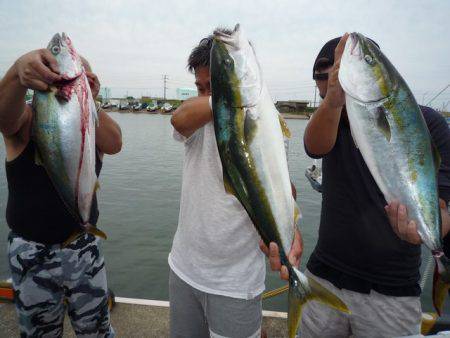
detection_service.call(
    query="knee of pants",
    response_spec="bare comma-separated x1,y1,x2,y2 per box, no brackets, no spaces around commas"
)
206,294,262,338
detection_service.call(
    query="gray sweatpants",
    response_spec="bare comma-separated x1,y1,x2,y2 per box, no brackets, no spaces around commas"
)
169,269,262,338
299,270,422,338
7,232,114,338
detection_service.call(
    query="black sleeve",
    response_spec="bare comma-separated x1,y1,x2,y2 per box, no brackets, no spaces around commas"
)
421,106,450,204
421,106,450,252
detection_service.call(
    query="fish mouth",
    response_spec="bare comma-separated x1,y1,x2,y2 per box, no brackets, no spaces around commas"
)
348,33,363,59
53,74,81,101
340,32,391,105
54,73,81,85
213,24,241,48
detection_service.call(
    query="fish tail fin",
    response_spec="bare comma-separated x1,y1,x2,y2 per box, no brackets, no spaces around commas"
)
288,267,350,338
85,223,107,240
94,180,101,192
61,224,108,248
432,254,450,316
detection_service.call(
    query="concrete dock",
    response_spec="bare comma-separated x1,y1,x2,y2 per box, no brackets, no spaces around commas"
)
0,298,288,337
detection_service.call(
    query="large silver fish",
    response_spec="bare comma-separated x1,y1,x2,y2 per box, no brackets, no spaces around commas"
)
32,33,105,239
210,24,349,337
339,32,448,314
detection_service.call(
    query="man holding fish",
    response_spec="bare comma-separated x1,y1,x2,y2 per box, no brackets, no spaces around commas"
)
0,34,121,337
267,33,450,337
169,27,304,338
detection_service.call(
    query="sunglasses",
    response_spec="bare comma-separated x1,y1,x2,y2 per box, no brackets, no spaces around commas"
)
313,72,329,81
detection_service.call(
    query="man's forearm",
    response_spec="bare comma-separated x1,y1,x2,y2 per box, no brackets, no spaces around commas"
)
171,96,212,138
0,65,27,136
95,110,122,155
304,99,342,156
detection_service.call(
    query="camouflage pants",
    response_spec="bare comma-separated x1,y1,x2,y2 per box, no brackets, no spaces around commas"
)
7,232,114,338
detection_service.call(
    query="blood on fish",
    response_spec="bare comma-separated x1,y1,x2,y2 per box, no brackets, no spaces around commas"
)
73,74,91,224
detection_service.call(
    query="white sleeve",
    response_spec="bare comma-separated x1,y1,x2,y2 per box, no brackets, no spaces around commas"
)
172,128,199,145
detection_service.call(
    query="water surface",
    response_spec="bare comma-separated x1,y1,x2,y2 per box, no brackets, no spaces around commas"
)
0,113,442,313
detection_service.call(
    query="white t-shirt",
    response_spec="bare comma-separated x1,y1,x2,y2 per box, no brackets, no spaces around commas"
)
168,121,266,300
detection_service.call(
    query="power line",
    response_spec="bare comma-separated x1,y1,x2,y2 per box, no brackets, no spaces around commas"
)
426,84,450,106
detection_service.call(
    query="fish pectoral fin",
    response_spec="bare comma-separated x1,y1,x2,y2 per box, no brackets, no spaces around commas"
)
279,114,292,139
431,141,441,173
376,106,391,142
307,275,350,314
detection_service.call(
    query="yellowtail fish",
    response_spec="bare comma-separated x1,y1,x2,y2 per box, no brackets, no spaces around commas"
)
211,24,350,337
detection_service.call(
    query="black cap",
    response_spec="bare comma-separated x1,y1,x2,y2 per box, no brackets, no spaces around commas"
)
312,35,380,80
312,37,341,80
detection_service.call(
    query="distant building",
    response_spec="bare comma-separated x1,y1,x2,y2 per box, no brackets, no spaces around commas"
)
99,87,111,102
275,100,310,113
176,88,197,100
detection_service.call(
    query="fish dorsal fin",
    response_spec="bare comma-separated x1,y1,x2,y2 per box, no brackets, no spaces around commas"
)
279,114,292,139
375,106,391,142
294,202,301,225
432,141,441,173
93,100,100,125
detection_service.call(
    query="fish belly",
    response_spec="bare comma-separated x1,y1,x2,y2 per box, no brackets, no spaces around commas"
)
33,78,97,225
248,89,296,255
346,95,441,250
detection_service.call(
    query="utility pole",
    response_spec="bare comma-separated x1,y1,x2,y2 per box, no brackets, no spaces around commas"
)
163,74,168,100
313,85,317,108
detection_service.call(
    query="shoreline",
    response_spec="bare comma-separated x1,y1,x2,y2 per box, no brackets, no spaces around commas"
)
104,109,310,120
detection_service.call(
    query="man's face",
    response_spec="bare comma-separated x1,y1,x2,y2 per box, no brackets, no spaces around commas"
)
314,65,332,99
194,66,211,97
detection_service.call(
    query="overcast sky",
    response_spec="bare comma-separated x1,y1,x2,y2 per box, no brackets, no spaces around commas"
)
1,0,449,110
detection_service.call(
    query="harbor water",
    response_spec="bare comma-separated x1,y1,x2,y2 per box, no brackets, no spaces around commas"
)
0,113,444,313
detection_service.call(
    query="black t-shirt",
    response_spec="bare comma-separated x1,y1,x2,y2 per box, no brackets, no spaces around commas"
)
5,140,102,245
305,106,450,296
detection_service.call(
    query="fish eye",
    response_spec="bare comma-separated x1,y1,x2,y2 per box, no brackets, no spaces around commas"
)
225,58,232,65
364,54,374,65
51,45,61,55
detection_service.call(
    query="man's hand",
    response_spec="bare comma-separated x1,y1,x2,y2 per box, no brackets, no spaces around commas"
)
303,33,349,157
322,33,349,110
259,228,303,281
86,72,100,99
386,199,450,244
14,49,61,91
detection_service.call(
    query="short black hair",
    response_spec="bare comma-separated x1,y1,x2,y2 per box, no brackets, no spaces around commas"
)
187,28,233,73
